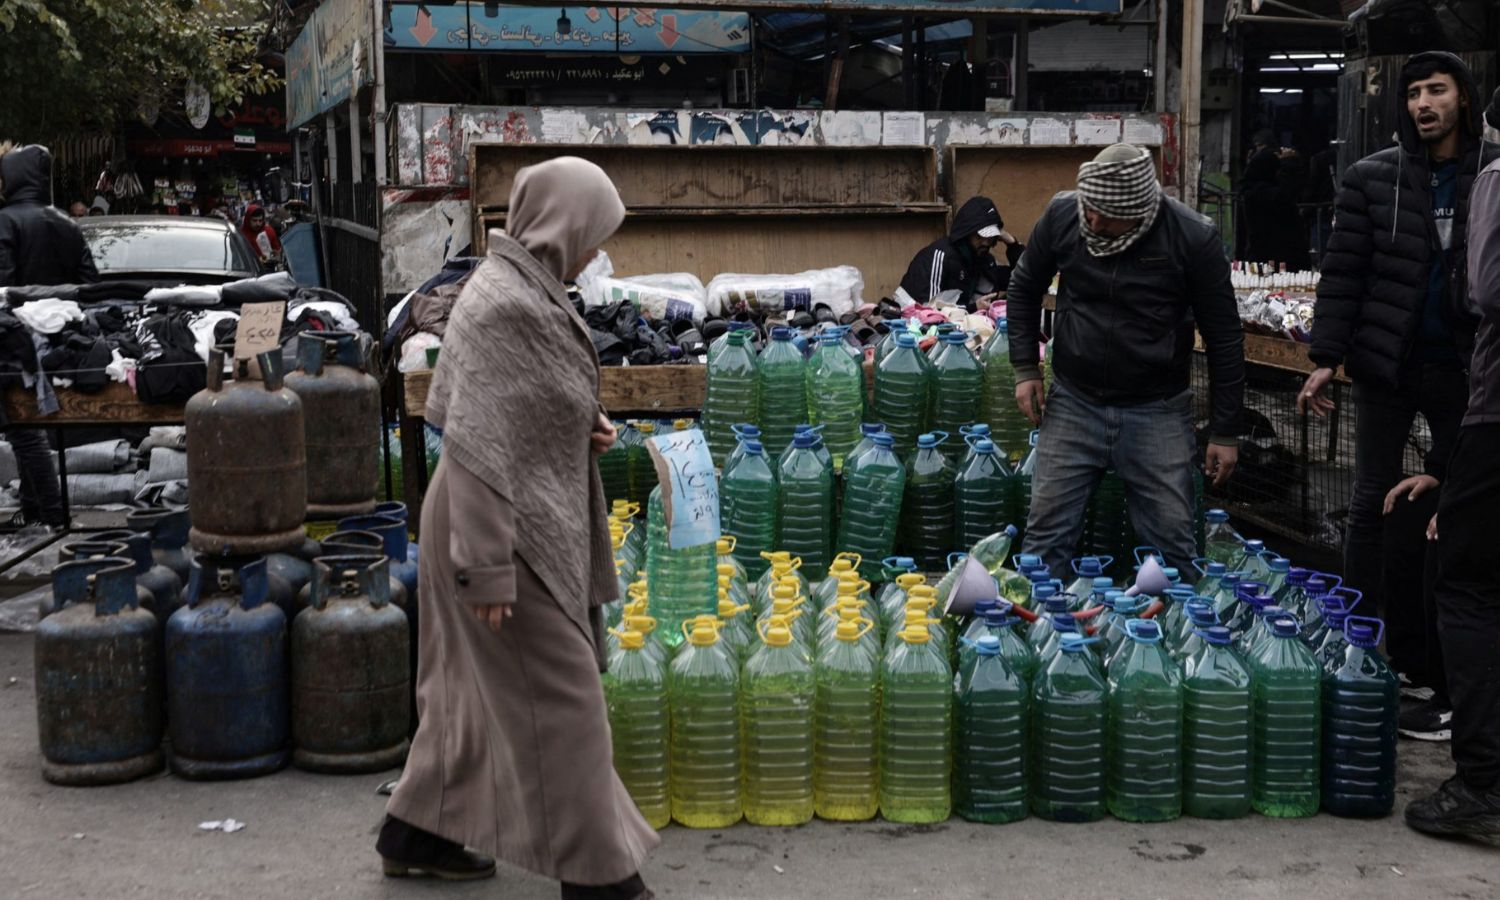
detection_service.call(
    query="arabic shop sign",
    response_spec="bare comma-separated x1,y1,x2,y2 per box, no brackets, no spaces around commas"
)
287,0,376,128
387,4,752,54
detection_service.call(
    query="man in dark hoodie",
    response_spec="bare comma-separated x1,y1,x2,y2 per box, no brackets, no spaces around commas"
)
1404,87,1500,840
1300,52,1500,741
897,196,1024,310
0,144,98,530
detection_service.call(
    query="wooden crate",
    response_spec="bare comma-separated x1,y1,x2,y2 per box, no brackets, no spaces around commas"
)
3,383,184,425
403,366,707,419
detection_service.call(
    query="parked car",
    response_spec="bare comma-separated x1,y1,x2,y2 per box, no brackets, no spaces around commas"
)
79,216,261,284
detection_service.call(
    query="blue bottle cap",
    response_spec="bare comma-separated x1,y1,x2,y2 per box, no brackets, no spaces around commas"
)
742,439,766,455
943,330,968,344
1032,583,1058,601
996,318,1009,333
962,423,991,436
1016,553,1044,569
1028,571,1056,587
1235,580,1267,599
1164,587,1195,602
973,598,999,616
792,431,818,449
884,555,916,570
771,326,794,340
1198,625,1234,646
1126,619,1162,642
1256,604,1286,621
871,432,896,449
894,331,917,348
1053,612,1078,632
1206,561,1227,576
1074,556,1105,577
1187,603,1219,627
982,606,1013,626
794,424,814,434
861,422,886,436
727,321,754,332
1271,616,1300,637
1287,566,1311,585
1344,616,1384,649
917,433,938,449
1163,568,1181,583
1113,595,1145,616
1043,595,1071,614
1245,539,1265,552
1267,557,1290,573
1059,632,1096,653
733,423,761,437
1245,591,1273,610
1092,576,1114,590
1206,508,1229,522
1221,572,1243,585
972,438,997,454
974,635,1002,656
817,330,843,344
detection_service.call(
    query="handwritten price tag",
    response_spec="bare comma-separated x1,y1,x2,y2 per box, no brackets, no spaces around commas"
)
233,301,286,361
646,426,720,550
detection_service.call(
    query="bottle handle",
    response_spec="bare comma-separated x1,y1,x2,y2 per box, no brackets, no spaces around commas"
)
1191,556,1210,576
1344,614,1385,645
719,535,737,554
930,430,950,446
1328,586,1362,611
834,551,863,570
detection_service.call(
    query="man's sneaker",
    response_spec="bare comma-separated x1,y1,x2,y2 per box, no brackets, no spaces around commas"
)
1405,776,1500,837
1399,701,1452,742
1399,672,1435,702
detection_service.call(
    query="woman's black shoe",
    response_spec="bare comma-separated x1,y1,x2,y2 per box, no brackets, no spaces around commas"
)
376,815,497,880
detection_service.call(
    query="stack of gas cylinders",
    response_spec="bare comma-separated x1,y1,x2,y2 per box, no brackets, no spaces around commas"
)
33,333,414,785
602,506,1401,828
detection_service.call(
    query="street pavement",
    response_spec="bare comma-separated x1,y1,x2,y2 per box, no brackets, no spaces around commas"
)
0,632,1494,899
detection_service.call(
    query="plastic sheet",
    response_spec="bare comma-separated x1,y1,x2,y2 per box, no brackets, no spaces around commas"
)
707,266,864,320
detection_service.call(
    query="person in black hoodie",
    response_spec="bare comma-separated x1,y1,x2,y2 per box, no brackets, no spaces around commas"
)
1299,53,1500,740
0,144,98,530
896,196,1024,310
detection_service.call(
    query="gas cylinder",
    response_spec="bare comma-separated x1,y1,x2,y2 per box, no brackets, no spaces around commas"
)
292,555,410,773
126,507,193,584
185,348,307,555
313,530,409,612
284,332,381,518
165,556,290,779
321,526,419,733
91,530,183,623
35,557,164,785
373,501,420,564
47,540,152,618
334,514,417,607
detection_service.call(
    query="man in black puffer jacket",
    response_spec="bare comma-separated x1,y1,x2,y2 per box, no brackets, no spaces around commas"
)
1300,53,1500,740
0,144,98,286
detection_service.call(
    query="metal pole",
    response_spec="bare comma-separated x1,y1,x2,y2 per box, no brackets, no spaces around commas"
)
349,95,363,185
1181,0,1204,210
1155,0,1169,114
903,18,915,109
371,0,388,186
1014,17,1029,112
325,110,340,184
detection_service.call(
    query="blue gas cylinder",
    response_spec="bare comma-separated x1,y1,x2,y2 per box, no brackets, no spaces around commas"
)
35,557,164,785
166,557,290,779
92,530,183,625
336,513,418,604
373,501,420,564
126,507,193,585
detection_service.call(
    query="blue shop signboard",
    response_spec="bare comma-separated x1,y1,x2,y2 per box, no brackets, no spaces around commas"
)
387,4,753,54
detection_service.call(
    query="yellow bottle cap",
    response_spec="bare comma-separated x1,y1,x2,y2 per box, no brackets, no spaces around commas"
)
771,594,801,615
895,573,927,589
899,624,932,644
836,579,863,597
673,418,692,431
716,536,737,555
761,550,791,564
829,558,854,575
686,617,721,646
836,617,874,642
617,629,645,650
610,500,640,519
638,422,656,434
718,595,748,619
716,563,738,579
832,551,863,568
625,614,657,635
902,607,938,628
760,615,794,647
772,583,799,603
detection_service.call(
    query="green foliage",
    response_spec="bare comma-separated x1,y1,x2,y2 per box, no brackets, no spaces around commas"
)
0,0,281,142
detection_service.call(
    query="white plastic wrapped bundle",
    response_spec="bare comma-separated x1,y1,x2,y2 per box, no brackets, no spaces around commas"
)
706,266,864,319
593,276,708,325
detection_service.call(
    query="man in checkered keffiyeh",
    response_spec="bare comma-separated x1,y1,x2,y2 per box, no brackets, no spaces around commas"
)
1076,143,1163,257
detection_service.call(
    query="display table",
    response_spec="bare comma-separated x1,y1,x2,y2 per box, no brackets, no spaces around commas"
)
3,382,185,425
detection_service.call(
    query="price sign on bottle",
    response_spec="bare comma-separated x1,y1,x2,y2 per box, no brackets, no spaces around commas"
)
646,426,720,550
233,301,286,366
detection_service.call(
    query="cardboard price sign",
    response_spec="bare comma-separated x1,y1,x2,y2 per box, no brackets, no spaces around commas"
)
233,301,286,361
646,427,720,550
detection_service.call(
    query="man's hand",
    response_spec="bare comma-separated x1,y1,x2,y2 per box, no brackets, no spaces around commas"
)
1427,514,1439,541
1016,380,1046,425
591,413,617,456
999,229,1018,246
471,603,514,633
1205,443,1239,487
1383,474,1439,515
1297,367,1337,417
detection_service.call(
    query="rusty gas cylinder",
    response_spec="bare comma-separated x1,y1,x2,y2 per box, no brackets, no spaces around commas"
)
292,555,411,773
45,540,151,618
185,348,307,555
125,507,192,584
284,331,381,519
35,557,165,785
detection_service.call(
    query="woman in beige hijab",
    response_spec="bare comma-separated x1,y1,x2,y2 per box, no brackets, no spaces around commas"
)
377,157,659,899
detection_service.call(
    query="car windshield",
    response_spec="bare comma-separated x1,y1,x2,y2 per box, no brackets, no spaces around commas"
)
84,223,257,276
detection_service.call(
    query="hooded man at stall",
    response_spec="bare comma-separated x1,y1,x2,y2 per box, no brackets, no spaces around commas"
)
239,203,282,267
897,196,1025,310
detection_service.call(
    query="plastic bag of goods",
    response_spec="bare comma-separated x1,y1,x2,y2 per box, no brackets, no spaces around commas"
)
594,276,708,325
707,266,864,319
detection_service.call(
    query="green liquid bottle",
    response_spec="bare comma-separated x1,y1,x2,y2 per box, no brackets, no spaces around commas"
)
878,572,927,639
722,423,761,482
979,319,1032,468
1321,616,1399,818
741,615,816,826
929,332,983,462
814,615,880,821
702,329,761,467
873,331,932,458
1008,430,1039,537
1251,616,1321,818
1030,632,1107,822
955,437,1012,552
968,525,1019,572
954,635,1030,823
757,326,809,458
645,485,717,648
807,330,866,471
900,432,956,572
1182,625,1254,819
1106,619,1183,822
842,423,889,476
598,420,634,507
879,622,952,824
1203,509,1241,567
778,432,835,581
716,588,756,666
604,628,671,830
837,433,908,582
1193,559,1226,600
721,438,779,579
669,617,742,828
628,421,660,508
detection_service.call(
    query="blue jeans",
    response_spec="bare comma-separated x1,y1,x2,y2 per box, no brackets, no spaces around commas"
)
1022,379,1198,580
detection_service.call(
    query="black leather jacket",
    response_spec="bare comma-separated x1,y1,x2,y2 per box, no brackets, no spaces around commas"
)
1006,191,1245,441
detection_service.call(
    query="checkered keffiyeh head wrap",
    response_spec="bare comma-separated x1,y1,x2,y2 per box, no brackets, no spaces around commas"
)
1076,144,1162,257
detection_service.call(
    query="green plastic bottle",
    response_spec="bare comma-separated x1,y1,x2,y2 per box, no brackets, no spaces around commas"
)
1193,559,1227,599
979,319,1032,468
1182,625,1254,819
628,421,660,508
873,317,910,366
900,432,956,572
1106,620,1184,822
598,420,634,506
752,554,808,617
929,332,983,462
669,617,742,827
716,589,756,665
707,320,755,367
759,584,814,658
645,485,717,648
814,615,880,821
778,432,835,581
1030,632,1107,822
722,423,761,480
968,525,1019,572
837,433,908,582
1251,616,1322,818
1203,509,1241,566
955,437,1012,552
741,615,816,826
702,329,761,466
758,326,809,457
1321,616,1399,818
807,330,866,471
812,556,863,610
879,622,952,823
720,439,779,579
878,572,927,638
1008,430,1039,534
1171,601,1223,664
604,628,671,829
842,423,888,476
873,331,932,458
954,635,1030,823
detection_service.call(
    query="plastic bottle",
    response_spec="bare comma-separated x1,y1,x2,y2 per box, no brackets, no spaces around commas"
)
759,584,813,658
954,635,1030,823
812,556,863,610
842,423,888,475
1107,620,1184,822
752,553,807,615
1263,557,1291,605
814,615,880,821
955,437,1012,552
1321,616,1399,818
873,331,932,457
604,628,671,829
1030,633,1108,822
1279,567,1313,623
928,332,983,461
1226,587,1273,650
1008,430,1040,533
720,440,779,581
1241,601,1288,660
1251,616,1322,818
777,432,835,581
1298,574,1339,644
645,485,717,648
837,433,908,581
806,330,866,471
1193,559,1227,598
879,623,953,823
1312,593,1362,670
1026,594,1073,649
968,524,1019,572
707,320,755,367
758,326,809,457
702,329,761,466
628,421,660,508
873,317,909,366
900,433,956,572
716,589,756,664
879,573,926,637
741,615,816,826
599,421,635,506
668,617,742,827
1171,600,1222,662
1210,572,1244,623
1203,509,1241,566
1239,539,1273,582
979,318,1031,468
1182,625,1253,819
722,423,762,478
1065,557,1113,606
1158,587,1197,652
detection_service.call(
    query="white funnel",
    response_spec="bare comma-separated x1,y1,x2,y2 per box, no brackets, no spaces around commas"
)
1125,554,1172,598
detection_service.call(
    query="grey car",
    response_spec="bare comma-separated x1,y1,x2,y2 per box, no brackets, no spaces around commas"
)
79,215,262,285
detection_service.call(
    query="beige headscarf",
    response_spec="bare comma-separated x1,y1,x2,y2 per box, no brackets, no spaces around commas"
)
506,157,626,282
